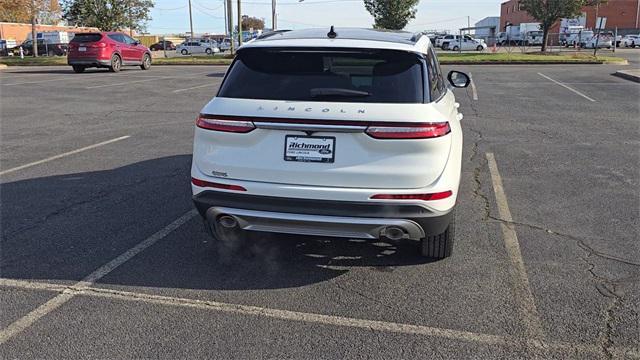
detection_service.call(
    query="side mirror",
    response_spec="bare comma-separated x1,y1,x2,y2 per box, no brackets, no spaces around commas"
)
448,70,471,88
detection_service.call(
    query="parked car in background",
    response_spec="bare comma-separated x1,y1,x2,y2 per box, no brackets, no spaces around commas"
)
10,39,67,56
584,34,613,49
565,30,594,47
446,37,487,51
176,41,219,55
149,40,176,51
67,32,151,73
436,35,473,49
0,39,17,56
622,34,638,47
524,31,544,46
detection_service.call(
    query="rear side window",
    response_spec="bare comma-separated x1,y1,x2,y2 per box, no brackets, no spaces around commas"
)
218,48,425,103
71,33,102,43
108,34,126,43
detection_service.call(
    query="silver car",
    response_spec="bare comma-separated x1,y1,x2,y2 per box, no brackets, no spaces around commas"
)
176,41,219,55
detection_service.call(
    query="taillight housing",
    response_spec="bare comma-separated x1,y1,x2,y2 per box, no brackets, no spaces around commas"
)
191,178,246,191
196,115,255,133
89,42,107,48
370,191,453,201
365,122,450,139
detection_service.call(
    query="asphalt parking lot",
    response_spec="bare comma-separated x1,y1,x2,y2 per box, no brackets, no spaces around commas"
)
1,62,639,359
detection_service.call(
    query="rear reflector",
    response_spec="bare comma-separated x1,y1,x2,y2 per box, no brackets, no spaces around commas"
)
191,178,247,191
197,115,255,133
365,122,450,139
370,191,453,201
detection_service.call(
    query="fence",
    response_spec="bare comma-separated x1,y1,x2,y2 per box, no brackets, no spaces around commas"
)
436,31,627,55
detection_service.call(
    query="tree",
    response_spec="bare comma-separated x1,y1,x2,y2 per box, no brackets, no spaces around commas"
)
0,0,59,56
364,0,419,30
520,0,607,52
61,0,153,32
241,15,264,30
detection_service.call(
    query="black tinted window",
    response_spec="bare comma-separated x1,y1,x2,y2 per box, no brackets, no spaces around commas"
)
219,48,424,103
71,33,102,43
107,34,125,43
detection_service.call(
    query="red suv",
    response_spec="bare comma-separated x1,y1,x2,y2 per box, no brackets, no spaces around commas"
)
68,32,152,73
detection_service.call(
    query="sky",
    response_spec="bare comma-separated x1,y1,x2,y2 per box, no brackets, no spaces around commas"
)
147,0,505,35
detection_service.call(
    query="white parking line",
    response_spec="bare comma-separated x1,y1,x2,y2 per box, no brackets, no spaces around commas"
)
1,279,637,357
469,72,478,100
486,152,545,340
172,83,216,93
85,77,168,89
0,209,198,345
538,73,596,102
0,135,130,176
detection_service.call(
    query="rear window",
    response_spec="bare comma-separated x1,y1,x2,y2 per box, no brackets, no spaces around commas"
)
218,48,425,103
71,33,102,43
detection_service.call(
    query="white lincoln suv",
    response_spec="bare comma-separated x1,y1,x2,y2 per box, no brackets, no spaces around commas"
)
191,27,470,259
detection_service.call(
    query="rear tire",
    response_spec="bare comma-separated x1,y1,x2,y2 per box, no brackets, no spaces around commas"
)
452,46,460,51
476,45,484,51
181,49,188,55
205,48,212,55
72,65,85,73
140,53,151,70
420,211,455,259
109,54,121,72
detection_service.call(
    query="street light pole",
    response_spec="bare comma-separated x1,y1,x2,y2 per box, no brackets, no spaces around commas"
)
227,0,234,54
188,0,194,42
272,0,276,30
237,0,243,47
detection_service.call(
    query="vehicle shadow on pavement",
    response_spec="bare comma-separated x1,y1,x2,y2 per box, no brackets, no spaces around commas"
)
0,155,432,291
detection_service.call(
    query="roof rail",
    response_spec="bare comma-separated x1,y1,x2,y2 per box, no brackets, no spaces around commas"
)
256,29,292,40
409,32,425,43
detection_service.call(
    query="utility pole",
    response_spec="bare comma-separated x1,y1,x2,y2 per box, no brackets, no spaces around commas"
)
31,0,38,57
467,16,470,29
223,0,228,36
272,0,276,30
227,0,234,54
237,0,243,47
188,0,194,42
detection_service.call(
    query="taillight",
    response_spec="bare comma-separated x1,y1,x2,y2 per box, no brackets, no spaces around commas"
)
365,122,450,139
196,115,255,133
89,42,107,48
370,191,453,201
191,178,247,191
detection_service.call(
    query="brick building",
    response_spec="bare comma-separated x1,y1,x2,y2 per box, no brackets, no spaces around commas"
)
500,0,640,34
0,22,99,42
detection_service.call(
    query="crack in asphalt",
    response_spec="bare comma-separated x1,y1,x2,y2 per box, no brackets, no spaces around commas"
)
460,102,635,358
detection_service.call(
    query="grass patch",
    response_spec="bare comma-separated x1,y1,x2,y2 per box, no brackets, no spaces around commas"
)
438,52,625,64
0,56,67,66
0,52,626,66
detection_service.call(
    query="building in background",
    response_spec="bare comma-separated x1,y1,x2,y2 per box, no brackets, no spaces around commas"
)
474,16,500,44
0,22,98,43
500,0,640,36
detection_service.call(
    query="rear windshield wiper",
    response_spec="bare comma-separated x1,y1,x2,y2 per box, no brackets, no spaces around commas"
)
310,88,371,98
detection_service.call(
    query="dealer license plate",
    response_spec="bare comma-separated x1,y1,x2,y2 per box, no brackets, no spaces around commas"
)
284,136,335,163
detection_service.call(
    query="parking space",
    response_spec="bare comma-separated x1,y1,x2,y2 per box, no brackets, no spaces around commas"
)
1,64,638,358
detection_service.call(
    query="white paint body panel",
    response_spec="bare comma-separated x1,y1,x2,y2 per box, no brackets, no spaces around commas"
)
191,31,463,214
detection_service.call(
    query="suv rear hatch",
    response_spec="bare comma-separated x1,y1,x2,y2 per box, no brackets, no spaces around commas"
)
195,47,452,189
68,33,105,59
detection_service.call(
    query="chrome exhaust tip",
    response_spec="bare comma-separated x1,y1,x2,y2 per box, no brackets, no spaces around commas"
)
382,226,406,241
218,215,238,229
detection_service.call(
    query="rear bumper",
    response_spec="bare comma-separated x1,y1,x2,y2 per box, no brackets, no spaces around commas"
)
193,191,454,240
68,58,110,67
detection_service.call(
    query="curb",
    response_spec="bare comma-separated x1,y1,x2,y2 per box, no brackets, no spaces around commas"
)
613,70,640,83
